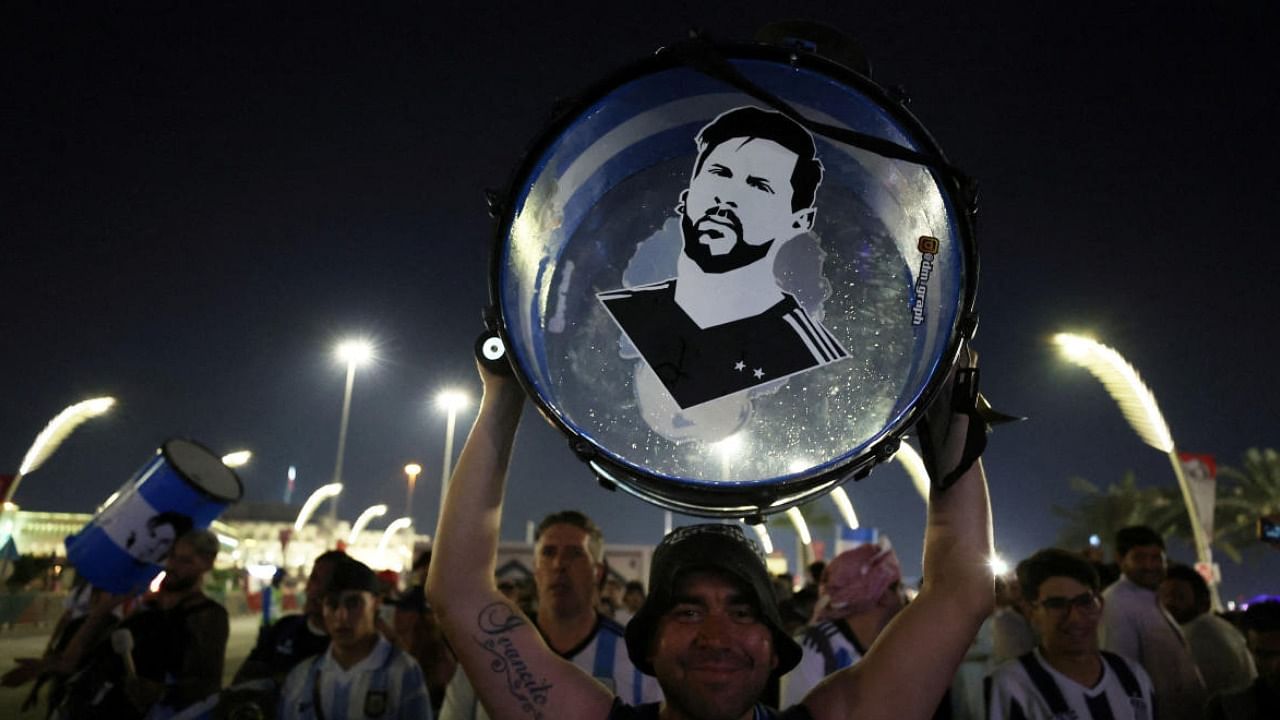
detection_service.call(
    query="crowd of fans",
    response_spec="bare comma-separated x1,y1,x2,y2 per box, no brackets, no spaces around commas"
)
1,369,1274,719
3,514,1276,720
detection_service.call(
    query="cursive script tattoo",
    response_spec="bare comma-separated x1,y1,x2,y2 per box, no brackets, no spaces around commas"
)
474,602,553,718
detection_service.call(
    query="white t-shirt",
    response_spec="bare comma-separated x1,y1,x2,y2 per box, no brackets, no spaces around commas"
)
440,615,659,720
1182,612,1257,698
1100,576,1207,720
986,648,1155,720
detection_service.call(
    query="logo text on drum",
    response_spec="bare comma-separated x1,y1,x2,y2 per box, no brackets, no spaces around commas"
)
911,236,939,326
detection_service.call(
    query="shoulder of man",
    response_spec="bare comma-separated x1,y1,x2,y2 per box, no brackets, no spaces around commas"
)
598,615,626,637
984,654,1053,720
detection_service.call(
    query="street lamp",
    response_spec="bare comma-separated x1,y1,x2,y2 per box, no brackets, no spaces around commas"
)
1053,332,1218,606
294,483,343,532
434,389,470,528
403,463,422,520
348,504,389,545
328,339,374,521
6,396,116,506
221,450,252,468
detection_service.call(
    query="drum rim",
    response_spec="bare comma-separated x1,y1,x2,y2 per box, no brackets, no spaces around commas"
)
161,437,245,503
487,40,979,517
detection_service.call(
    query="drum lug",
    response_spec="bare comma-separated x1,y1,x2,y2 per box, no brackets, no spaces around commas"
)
874,437,901,463
959,312,979,340
484,188,504,219
888,84,911,106
596,475,617,492
742,512,765,526
570,438,598,462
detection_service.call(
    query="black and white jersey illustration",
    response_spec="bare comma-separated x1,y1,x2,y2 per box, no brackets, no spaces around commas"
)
598,106,849,409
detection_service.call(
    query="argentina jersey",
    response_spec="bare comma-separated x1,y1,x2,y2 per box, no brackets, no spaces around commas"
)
278,636,432,720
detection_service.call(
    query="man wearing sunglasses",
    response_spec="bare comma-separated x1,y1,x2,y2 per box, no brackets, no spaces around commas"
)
986,549,1155,720
279,557,433,719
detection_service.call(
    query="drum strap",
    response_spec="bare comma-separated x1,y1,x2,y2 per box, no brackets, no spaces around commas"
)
916,366,989,491
664,37,975,201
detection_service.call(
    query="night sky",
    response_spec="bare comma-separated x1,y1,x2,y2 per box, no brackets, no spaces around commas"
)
4,3,1278,598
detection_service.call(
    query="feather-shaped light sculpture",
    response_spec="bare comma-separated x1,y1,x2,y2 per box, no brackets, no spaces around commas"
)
1053,334,1172,452
1053,332,1219,608
294,483,343,532
7,397,116,504
348,504,389,545
894,441,931,502
829,487,861,530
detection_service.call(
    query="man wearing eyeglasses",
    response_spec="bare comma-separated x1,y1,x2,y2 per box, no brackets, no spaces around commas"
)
986,549,1155,720
279,557,433,719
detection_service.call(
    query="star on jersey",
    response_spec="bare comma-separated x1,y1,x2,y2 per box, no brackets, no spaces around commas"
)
599,279,849,408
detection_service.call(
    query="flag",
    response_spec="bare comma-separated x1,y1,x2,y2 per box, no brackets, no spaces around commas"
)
1179,452,1217,540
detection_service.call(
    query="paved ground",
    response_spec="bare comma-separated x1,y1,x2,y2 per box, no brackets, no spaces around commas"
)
0,613,263,718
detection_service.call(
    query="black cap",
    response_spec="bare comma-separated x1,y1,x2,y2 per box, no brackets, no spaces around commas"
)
323,557,380,596
624,524,802,677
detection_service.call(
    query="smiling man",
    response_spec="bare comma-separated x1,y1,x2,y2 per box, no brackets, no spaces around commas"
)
426,348,992,720
598,106,848,409
987,549,1155,719
1100,526,1207,720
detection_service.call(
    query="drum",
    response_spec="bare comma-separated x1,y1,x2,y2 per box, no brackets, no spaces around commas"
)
65,438,243,594
488,40,977,517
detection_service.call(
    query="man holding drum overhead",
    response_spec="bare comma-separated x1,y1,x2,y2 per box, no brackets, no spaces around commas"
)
427,347,994,720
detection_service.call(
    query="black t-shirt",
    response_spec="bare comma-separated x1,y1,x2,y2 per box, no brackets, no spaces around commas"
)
234,613,330,684
607,698,814,720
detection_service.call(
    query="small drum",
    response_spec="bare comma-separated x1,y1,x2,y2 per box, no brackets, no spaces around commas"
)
489,40,977,517
66,438,243,594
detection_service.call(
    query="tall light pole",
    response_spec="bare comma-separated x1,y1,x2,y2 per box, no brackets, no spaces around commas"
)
328,339,373,522
403,463,422,521
434,390,470,528
1054,332,1219,607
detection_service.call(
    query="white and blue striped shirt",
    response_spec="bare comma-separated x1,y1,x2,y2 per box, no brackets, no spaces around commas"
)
279,634,432,720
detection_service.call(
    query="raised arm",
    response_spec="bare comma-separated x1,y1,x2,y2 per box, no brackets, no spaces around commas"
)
804,349,995,720
425,367,615,720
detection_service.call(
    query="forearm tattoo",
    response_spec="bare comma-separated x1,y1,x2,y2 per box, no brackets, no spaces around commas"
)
474,602,553,717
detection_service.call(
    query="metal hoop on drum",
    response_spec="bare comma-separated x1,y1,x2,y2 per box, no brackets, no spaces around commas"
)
485,39,978,519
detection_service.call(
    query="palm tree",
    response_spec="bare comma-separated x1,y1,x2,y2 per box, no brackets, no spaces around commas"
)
1109,448,1280,564
1194,448,1278,563
1053,472,1183,552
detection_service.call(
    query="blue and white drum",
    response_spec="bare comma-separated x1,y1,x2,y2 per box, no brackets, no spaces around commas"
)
489,41,977,517
65,438,243,594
